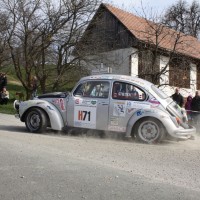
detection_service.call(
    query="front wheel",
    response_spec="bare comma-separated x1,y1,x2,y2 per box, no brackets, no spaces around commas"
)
134,118,165,143
25,108,47,133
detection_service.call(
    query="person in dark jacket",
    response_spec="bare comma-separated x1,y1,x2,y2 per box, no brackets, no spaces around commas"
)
0,72,3,91
191,91,200,125
171,88,184,107
0,73,7,91
185,95,193,121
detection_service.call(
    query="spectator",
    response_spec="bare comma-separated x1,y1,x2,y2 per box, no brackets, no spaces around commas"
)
31,76,38,99
191,91,200,125
171,87,184,107
1,73,7,91
0,87,9,105
185,95,193,121
0,72,3,91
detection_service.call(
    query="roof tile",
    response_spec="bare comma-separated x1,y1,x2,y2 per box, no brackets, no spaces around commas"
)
104,4,200,60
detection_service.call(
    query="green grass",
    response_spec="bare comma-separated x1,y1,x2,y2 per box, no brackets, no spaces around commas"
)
0,102,16,114
0,83,25,114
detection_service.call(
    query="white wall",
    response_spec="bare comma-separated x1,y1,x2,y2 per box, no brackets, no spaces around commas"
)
82,47,197,98
83,47,137,75
130,48,138,76
159,56,197,98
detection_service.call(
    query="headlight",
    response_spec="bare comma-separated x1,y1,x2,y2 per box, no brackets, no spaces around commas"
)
13,100,20,110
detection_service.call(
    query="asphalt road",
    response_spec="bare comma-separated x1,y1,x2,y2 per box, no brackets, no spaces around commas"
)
0,113,200,200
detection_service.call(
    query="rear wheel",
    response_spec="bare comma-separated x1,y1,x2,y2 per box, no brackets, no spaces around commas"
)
134,118,165,143
25,108,47,133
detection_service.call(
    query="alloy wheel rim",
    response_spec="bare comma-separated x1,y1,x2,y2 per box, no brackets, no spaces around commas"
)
138,121,159,142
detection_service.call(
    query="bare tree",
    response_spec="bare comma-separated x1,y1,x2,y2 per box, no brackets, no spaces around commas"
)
162,0,200,38
0,0,100,98
136,18,191,87
0,12,11,70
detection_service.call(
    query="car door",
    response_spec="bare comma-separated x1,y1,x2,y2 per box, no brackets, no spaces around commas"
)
108,81,146,132
66,80,110,130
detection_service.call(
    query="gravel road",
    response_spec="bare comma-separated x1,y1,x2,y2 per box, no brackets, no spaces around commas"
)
0,113,200,200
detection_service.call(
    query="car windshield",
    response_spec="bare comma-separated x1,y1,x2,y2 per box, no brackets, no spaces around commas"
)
151,85,168,99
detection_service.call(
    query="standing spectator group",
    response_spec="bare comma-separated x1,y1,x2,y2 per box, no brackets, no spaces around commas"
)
0,72,9,105
172,88,200,126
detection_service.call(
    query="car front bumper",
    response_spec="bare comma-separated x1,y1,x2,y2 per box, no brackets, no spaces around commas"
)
171,125,196,139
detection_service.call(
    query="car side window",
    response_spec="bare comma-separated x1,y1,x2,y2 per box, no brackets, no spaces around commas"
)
73,81,110,99
112,81,145,101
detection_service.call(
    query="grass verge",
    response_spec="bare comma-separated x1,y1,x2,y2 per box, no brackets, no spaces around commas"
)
0,101,16,114
0,83,25,115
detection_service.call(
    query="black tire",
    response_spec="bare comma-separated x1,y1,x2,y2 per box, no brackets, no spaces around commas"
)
134,118,165,144
25,108,47,133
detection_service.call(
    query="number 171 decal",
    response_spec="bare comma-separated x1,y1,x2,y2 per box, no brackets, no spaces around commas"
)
78,111,91,121
74,106,96,128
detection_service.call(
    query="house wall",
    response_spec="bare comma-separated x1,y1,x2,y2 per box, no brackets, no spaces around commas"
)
83,47,197,98
84,47,137,75
159,56,197,98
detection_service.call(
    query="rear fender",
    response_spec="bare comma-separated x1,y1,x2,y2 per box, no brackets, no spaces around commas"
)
126,108,169,137
20,100,64,131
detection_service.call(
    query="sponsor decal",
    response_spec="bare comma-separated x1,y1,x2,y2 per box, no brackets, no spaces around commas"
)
91,100,97,105
126,101,151,109
59,98,65,111
149,98,160,105
110,116,119,126
78,99,97,107
52,98,65,111
113,102,126,117
108,125,126,132
74,106,96,129
127,108,135,114
126,101,132,107
47,105,54,111
136,110,143,116
75,99,80,104
52,99,60,104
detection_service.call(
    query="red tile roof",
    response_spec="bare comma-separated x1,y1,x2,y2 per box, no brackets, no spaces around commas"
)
103,4,200,60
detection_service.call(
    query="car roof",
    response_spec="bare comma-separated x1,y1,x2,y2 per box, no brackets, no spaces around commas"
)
80,74,153,90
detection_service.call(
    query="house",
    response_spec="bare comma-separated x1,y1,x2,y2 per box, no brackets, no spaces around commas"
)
75,3,200,97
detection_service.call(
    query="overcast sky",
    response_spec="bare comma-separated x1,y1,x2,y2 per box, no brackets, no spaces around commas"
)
104,0,198,15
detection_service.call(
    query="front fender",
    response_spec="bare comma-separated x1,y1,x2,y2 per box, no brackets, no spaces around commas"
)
19,100,64,131
126,108,169,137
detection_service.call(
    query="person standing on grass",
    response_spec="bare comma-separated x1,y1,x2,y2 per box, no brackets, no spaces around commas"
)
0,73,7,92
31,76,38,99
0,87,9,105
0,72,3,92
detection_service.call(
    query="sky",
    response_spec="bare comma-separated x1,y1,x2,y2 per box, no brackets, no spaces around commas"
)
104,0,198,15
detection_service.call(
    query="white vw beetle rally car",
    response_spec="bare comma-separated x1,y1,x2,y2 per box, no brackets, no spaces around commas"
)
14,75,196,143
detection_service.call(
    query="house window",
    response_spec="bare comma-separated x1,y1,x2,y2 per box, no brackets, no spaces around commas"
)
138,50,160,84
169,58,190,88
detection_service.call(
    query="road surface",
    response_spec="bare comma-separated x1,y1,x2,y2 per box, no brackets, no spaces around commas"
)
0,113,200,200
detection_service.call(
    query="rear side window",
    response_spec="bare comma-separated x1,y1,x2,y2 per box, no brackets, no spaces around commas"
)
112,81,145,101
73,81,110,99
